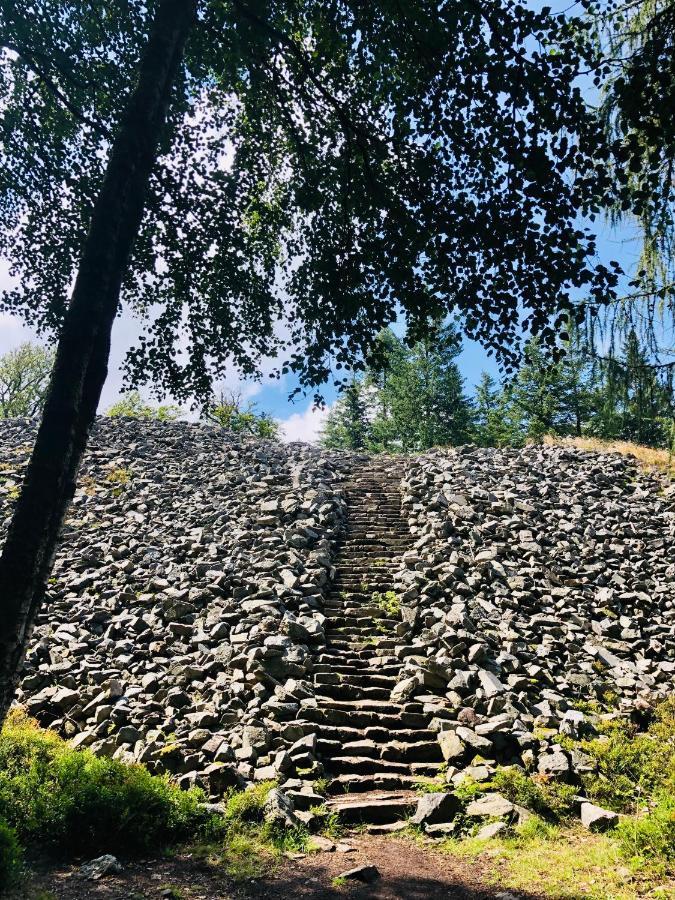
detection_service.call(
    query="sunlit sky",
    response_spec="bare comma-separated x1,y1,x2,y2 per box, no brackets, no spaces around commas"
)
0,214,646,442
0,0,659,443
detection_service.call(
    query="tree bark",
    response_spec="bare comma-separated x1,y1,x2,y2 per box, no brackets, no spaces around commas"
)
0,0,196,724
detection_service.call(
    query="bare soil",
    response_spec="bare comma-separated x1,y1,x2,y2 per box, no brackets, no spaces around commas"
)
9,834,544,900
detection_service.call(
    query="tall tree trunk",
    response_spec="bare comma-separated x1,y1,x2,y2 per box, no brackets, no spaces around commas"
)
0,0,196,724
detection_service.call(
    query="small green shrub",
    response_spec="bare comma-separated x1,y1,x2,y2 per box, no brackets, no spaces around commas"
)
488,767,577,822
580,700,675,813
0,711,205,855
452,776,484,802
224,781,276,824
0,818,21,890
617,793,675,864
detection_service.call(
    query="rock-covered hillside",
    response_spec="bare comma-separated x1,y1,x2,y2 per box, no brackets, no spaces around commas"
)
393,446,675,784
2,418,350,796
1,419,674,821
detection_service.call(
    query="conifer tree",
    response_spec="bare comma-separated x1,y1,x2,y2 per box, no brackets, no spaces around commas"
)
321,380,371,450
589,331,673,447
472,373,522,447
372,323,473,451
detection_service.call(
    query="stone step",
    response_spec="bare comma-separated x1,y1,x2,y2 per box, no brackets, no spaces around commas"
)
315,683,391,701
317,738,443,765
327,773,422,794
327,756,411,776
315,725,437,746
326,624,393,636
314,671,397,688
314,651,384,666
322,698,423,714
324,639,379,651
325,791,416,826
330,757,445,778
382,740,444,763
322,604,396,618
304,706,429,730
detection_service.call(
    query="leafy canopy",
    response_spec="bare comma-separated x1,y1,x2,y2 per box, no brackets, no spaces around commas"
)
1,0,617,401
0,343,54,419
105,390,180,421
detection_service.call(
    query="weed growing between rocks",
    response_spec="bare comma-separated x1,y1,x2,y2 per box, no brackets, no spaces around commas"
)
371,590,400,618
189,781,311,881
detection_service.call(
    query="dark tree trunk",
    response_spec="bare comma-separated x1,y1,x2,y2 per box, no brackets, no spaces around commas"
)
0,0,196,724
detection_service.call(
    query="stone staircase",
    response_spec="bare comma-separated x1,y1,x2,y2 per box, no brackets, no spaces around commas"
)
311,458,445,827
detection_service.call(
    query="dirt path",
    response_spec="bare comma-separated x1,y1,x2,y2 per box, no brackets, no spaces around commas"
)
12,835,542,900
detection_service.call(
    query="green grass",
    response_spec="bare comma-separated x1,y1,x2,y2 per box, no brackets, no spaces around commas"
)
415,777,448,794
441,700,675,898
485,766,579,822
223,781,277,823
444,821,673,899
192,782,309,881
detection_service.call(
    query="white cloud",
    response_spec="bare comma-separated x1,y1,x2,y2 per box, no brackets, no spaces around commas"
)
279,401,331,444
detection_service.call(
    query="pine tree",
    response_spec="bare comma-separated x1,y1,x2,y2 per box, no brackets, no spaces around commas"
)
472,373,522,447
374,323,473,451
508,340,566,440
320,380,371,450
508,334,596,441
589,331,673,447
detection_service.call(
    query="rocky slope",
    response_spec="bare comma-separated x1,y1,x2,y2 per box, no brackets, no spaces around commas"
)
1,420,674,826
390,446,675,791
2,418,350,799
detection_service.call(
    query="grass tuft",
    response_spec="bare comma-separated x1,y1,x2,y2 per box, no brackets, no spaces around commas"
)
542,434,675,477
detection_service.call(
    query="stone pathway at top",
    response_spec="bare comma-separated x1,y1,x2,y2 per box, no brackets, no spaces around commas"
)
310,458,446,828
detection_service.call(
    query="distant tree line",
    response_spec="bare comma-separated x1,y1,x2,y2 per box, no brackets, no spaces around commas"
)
0,337,671,451
321,326,675,452
0,352,278,440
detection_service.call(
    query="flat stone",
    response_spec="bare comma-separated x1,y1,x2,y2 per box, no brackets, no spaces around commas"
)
338,864,380,884
437,730,466,762
476,821,508,840
580,802,619,832
466,793,515,819
308,835,336,852
410,792,460,827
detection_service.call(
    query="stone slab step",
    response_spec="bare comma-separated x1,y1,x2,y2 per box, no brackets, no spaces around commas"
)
327,756,411,776
327,773,422,794
314,671,398,688
315,684,391,701
305,707,429,730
